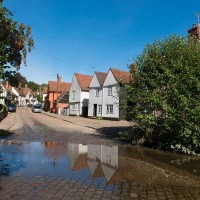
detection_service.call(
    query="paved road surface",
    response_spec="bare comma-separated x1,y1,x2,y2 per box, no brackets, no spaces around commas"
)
0,107,199,199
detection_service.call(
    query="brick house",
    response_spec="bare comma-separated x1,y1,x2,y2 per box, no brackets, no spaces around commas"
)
44,76,71,113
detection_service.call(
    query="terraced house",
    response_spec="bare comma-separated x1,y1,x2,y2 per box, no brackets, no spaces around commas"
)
102,68,131,119
88,72,107,118
69,73,92,116
44,76,71,113
88,68,131,119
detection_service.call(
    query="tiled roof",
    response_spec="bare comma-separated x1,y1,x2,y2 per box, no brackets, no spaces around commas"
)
15,87,25,96
48,81,71,92
55,90,69,103
110,68,131,84
22,87,30,96
95,72,107,86
32,91,38,97
75,73,92,91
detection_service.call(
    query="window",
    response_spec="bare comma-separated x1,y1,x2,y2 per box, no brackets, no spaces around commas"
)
72,91,76,99
98,105,102,114
77,104,80,111
95,88,100,97
108,87,112,96
71,104,75,110
106,104,113,114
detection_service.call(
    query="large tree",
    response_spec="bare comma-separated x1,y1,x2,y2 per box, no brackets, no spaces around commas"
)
0,0,34,79
8,72,27,87
126,35,200,154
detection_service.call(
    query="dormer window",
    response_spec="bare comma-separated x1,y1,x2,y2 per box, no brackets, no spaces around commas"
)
108,87,112,96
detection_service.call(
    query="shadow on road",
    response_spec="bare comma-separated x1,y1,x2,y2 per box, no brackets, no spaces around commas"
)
96,126,131,144
0,129,14,139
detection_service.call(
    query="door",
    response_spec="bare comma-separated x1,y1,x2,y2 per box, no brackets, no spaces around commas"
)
93,104,97,117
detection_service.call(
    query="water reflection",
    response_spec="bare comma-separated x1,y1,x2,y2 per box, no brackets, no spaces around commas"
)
0,140,199,187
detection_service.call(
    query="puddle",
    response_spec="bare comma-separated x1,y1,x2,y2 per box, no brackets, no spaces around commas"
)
0,140,200,187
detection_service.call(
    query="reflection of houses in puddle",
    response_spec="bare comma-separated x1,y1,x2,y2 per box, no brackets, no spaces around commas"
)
87,145,118,183
43,142,67,163
67,143,88,170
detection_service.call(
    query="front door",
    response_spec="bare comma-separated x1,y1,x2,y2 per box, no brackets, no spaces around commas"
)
93,104,97,117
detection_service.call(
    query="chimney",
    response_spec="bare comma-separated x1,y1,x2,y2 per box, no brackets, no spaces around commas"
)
57,76,62,82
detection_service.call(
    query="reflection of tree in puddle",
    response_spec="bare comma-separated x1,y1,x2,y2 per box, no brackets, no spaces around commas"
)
43,142,68,165
0,153,10,175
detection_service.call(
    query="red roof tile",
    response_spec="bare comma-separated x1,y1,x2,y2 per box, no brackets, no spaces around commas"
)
110,68,131,84
75,73,92,91
48,81,71,92
95,72,107,86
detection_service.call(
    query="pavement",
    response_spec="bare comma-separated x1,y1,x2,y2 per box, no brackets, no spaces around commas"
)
0,112,16,131
41,111,132,130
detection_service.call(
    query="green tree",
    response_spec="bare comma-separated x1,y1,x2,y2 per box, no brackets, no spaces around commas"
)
28,81,39,92
8,72,27,87
0,0,34,79
126,35,200,154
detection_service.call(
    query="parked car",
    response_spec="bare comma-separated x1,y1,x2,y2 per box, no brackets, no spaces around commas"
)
7,103,16,112
32,104,42,113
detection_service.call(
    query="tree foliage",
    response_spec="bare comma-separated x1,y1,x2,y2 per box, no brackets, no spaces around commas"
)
28,81,39,92
8,72,27,87
0,0,34,79
126,35,200,154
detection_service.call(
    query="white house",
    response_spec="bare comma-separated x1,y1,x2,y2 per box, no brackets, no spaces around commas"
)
15,85,38,106
0,83,7,105
69,73,92,116
102,68,131,119
6,83,19,104
88,72,107,117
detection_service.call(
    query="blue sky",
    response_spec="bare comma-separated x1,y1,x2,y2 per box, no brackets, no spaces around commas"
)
4,0,200,84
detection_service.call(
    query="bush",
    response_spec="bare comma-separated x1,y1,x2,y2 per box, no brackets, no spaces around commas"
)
0,104,8,121
126,35,200,155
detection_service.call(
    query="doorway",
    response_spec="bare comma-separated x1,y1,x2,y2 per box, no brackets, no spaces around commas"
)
93,104,97,117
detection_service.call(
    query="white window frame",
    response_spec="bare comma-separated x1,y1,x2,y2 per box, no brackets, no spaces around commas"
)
108,87,112,96
71,104,75,110
106,104,113,114
72,91,76,99
98,105,102,114
95,88,100,97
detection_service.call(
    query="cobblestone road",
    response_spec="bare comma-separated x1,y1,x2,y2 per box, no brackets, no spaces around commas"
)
0,175,200,200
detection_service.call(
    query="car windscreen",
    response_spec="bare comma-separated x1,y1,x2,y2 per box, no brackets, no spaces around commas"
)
34,105,41,109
